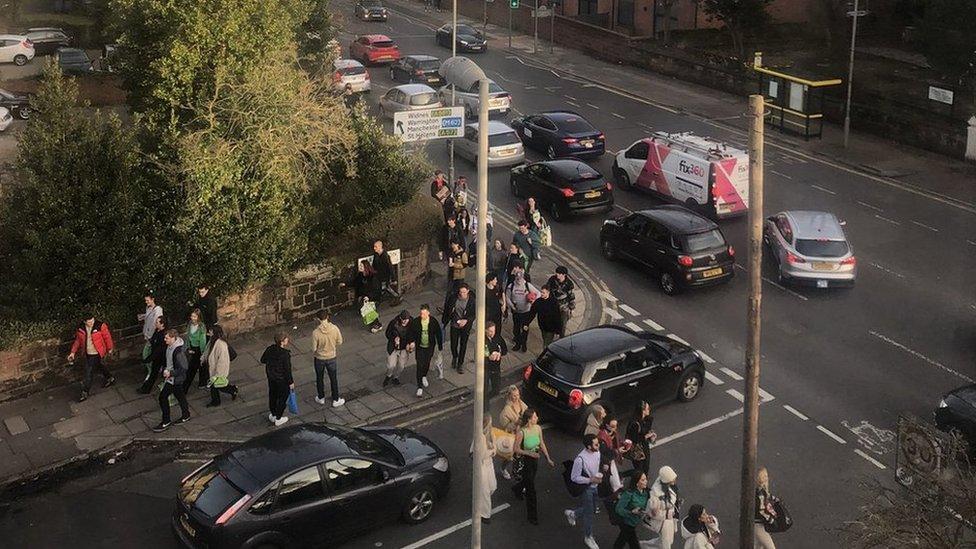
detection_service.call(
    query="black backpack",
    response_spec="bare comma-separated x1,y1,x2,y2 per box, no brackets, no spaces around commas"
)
562,458,588,497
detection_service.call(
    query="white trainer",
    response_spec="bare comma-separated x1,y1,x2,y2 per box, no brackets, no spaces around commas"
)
315,397,326,405
422,376,429,387
564,509,576,526
332,398,345,408
274,416,289,427
583,536,599,549
268,413,276,423
416,388,423,397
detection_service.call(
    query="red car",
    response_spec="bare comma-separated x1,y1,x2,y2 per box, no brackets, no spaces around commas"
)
349,34,401,66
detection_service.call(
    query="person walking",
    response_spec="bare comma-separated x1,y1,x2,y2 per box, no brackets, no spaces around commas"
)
152,329,190,432
138,315,168,394
469,206,493,258
490,239,509,288
183,308,208,392
372,239,400,304
456,206,472,243
625,401,657,477
204,325,238,407
504,242,526,287
311,310,345,408
261,332,294,426
517,196,543,231
755,467,778,549
565,433,604,549
613,472,651,549
644,466,681,549
351,259,381,305
443,283,475,373
584,404,607,437
511,408,554,525
406,304,443,397
137,291,163,389
527,285,564,347
485,273,506,330
192,284,218,327
547,265,576,332
431,170,449,199
66,314,115,402
441,216,464,262
512,221,541,276
680,505,719,549
484,321,507,400
384,310,412,387
499,385,527,480
599,416,625,468
445,240,469,300
472,415,498,524
506,268,539,352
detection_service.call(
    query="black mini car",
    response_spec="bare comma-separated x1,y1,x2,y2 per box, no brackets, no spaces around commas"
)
510,160,613,222
0,88,30,119
935,384,976,449
522,325,706,432
600,205,734,295
390,54,443,86
355,0,388,21
511,111,605,160
173,424,451,549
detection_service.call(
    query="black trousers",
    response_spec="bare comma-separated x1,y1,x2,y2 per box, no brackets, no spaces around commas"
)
159,382,189,424
209,384,238,405
486,361,501,398
449,327,471,365
613,523,640,549
512,456,539,521
512,312,531,348
183,347,208,392
416,345,434,387
82,354,112,392
268,379,290,418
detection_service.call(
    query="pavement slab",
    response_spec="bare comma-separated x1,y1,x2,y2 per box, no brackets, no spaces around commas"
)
73,423,131,453
3,416,29,436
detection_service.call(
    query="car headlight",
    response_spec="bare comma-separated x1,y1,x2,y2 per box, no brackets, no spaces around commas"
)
433,456,449,472
459,40,470,45
939,399,948,408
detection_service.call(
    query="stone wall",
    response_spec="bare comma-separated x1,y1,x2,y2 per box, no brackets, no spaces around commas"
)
0,243,431,402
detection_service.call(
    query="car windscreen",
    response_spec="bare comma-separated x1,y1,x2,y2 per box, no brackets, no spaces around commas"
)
536,350,584,384
457,25,479,36
409,92,438,106
556,117,594,133
372,40,395,48
795,239,849,258
683,229,726,253
488,82,506,94
339,66,366,76
180,462,245,518
61,52,88,63
418,59,440,71
489,131,520,147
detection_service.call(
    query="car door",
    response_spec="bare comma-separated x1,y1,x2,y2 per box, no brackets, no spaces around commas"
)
620,141,649,188
525,163,549,197
535,116,559,153
616,214,648,262
380,89,396,114
0,39,15,63
589,353,644,411
633,343,675,405
519,116,542,148
641,220,671,272
770,213,793,266
268,465,335,547
324,458,400,538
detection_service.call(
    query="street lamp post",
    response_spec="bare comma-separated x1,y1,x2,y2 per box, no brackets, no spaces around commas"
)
449,0,458,184
843,0,861,148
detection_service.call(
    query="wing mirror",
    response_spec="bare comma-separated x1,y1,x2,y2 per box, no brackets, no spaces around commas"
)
839,220,847,227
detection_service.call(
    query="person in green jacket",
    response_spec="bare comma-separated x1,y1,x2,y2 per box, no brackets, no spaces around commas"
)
613,471,650,549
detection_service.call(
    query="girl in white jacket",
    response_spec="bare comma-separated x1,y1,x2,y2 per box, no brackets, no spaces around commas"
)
680,504,720,549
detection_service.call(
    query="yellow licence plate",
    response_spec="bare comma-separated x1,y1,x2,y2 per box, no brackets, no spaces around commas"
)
585,191,600,199
702,268,723,278
489,99,504,107
180,515,196,538
498,148,515,157
537,381,558,398
813,261,834,271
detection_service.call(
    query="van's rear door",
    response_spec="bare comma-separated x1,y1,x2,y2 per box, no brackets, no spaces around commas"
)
711,155,749,218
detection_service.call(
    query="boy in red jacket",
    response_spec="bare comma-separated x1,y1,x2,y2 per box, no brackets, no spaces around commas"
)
67,315,116,402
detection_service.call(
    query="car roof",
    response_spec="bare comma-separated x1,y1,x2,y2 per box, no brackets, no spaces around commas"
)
0,35,27,40
395,83,436,95
638,205,717,234
542,110,590,124
948,384,976,407
783,211,845,240
405,54,439,62
538,159,601,179
334,58,364,69
465,120,516,135
26,27,65,32
548,325,646,365
362,34,392,42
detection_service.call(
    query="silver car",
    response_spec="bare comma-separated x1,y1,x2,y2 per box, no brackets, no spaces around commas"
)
332,59,371,93
378,83,442,118
453,120,525,168
763,210,856,288
439,79,511,119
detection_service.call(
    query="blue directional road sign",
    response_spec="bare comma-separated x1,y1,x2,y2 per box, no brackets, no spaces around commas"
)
393,107,466,142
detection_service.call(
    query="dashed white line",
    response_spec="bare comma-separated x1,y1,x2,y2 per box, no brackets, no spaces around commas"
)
619,303,641,316
854,449,887,470
625,321,644,332
566,101,581,108
759,388,775,403
606,308,623,321
696,350,716,364
642,319,664,331
764,277,809,301
810,184,836,195
719,367,743,381
653,409,743,447
637,123,654,131
782,405,809,421
544,86,561,92
586,103,601,109
911,220,939,232
401,503,512,549
704,371,725,386
870,262,905,279
524,85,537,90
856,200,883,212
817,425,848,444
769,169,793,180
869,331,974,383
874,214,901,226
600,291,618,302
563,94,577,101
667,333,690,345
611,112,625,119
968,240,976,246
726,388,744,402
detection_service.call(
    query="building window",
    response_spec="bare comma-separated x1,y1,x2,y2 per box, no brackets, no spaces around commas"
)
579,0,598,15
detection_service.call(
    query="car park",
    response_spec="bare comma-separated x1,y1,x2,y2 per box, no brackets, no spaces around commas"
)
453,120,525,168
23,27,70,55
600,205,735,295
355,0,389,21
332,59,371,93
0,34,35,66
0,107,12,132
55,47,94,75
349,34,401,66
172,424,450,549
389,55,443,87
763,210,856,288
522,325,706,432
935,384,976,450
510,160,613,221
0,88,30,120
511,111,605,160
378,83,442,118
434,24,487,52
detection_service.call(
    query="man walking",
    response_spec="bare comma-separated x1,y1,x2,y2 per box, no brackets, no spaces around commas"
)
384,310,412,387
441,217,464,264
407,304,443,397
528,286,564,347
192,284,218,327
261,332,294,426
152,329,190,432
547,266,576,333
565,434,605,549
372,239,400,304
505,267,539,352
138,315,168,394
311,310,345,408
484,321,507,400
137,292,163,388
485,273,506,331
67,314,116,402
443,284,475,373
512,221,540,277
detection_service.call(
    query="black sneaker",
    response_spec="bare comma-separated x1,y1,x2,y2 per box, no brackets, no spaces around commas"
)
205,402,219,408
152,422,171,432
176,415,191,424
392,378,401,386
382,376,391,387
102,376,116,389
78,391,88,402
231,388,240,400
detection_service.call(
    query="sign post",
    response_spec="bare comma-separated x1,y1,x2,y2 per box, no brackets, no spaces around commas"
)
392,107,465,142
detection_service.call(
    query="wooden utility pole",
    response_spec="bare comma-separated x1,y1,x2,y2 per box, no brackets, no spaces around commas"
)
738,94,765,549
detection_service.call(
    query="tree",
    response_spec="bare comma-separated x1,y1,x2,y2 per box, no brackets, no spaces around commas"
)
698,0,772,59
918,0,976,87
297,0,341,74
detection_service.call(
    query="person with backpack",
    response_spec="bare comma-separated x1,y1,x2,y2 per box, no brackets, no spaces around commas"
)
755,467,779,548
204,325,238,407
564,433,604,549
406,304,443,397
613,472,650,549
505,268,539,352
644,466,681,548
152,329,190,432
384,310,412,387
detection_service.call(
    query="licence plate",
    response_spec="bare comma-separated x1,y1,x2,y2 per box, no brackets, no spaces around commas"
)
489,99,504,107
817,280,828,288
180,515,196,538
537,381,558,398
702,268,723,278
812,261,834,271
498,148,516,157
581,140,594,148
585,191,600,199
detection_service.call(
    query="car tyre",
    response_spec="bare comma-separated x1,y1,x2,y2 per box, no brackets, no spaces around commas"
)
510,178,522,198
13,54,28,66
16,108,29,120
546,144,557,160
403,485,437,524
660,272,679,295
615,168,633,191
549,201,565,222
677,372,703,402
601,239,616,261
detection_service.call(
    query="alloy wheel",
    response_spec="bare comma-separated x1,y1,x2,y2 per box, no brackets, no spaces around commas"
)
409,488,435,521
660,272,677,295
681,374,701,400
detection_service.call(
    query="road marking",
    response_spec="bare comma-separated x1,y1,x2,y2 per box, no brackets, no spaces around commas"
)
874,214,901,226
606,308,623,320
563,94,577,101
642,319,664,331
619,303,641,316
544,86,561,92
856,200,883,212
782,405,809,421
769,169,793,180
810,184,836,195
726,388,744,402
704,371,725,386
854,449,887,470
611,112,625,119
696,350,716,363
586,102,600,109
667,333,690,345
524,85,537,90
817,425,848,444
759,388,775,402
911,220,940,232
763,277,809,301
869,331,974,383
968,240,976,246
653,408,743,448
870,262,905,279
600,291,618,302
614,203,635,214
638,123,654,131
625,321,644,332
400,503,512,549
719,367,743,381
566,101,581,108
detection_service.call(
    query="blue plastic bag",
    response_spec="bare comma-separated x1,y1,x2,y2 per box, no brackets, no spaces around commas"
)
287,390,299,415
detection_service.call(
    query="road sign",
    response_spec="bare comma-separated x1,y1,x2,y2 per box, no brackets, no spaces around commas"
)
392,106,465,143
532,5,551,16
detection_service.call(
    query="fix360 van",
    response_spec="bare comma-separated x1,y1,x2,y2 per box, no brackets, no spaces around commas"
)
612,132,749,219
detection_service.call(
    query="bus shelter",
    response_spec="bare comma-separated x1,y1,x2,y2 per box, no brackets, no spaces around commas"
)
753,53,841,140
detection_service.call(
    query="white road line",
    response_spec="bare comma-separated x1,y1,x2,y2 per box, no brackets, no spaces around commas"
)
968,240,976,246
566,101,581,108
653,409,743,448
400,503,512,549
769,169,793,180
625,321,645,332
719,367,743,381
619,303,641,316
586,102,601,109
856,200,883,212
854,449,887,470
667,333,690,345
759,388,775,402
782,405,809,421
810,184,836,195
611,112,625,119
600,291,618,302
642,319,664,331
734,263,746,272
870,262,905,279
638,123,654,131
696,350,716,363
874,214,901,226
606,308,623,321
524,85,537,90
614,203,634,214
544,86,561,92
817,425,848,444
726,388,744,402
763,277,809,301
869,331,974,383
911,220,940,232
704,371,725,386
563,94,577,100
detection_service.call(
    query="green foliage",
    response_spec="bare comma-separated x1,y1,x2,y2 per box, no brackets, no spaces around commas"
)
699,0,772,58
918,0,976,84
0,320,62,352
297,0,341,73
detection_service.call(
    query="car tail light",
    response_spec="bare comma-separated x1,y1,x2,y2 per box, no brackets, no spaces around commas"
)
605,182,613,191
180,460,213,485
840,256,856,266
561,188,575,198
562,138,578,144
523,364,533,381
215,494,251,526
728,245,735,257
678,255,693,267
568,389,584,410
22,39,33,49
415,69,424,75
786,252,805,264
597,133,605,140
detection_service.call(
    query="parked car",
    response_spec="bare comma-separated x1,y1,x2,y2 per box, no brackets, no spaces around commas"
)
172,424,450,549
0,88,30,120
332,59,371,93
453,120,525,168
390,54,443,87
438,78,510,119
0,107,12,132
522,325,706,432
600,205,735,295
55,47,93,75
23,27,70,55
763,210,856,288
349,34,400,66
510,160,613,221
511,111,605,160
0,34,35,66
378,83,442,118
355,0,389,21
936,384,976,450
434,24,487,52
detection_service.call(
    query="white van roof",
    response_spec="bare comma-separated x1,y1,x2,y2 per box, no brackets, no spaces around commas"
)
650,131,746,161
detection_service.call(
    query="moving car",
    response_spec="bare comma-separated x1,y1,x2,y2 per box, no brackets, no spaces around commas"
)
453,120,525,168
0,88,30,120
0,34,35,66
55,47,93,75
601,205,734,295
763,210,856,288
438,78,510,119
24,27,70,55
172,424,450,549
936,384,976,450
522,325,706,432
511,111,605,160
378,83,442,118
349,34,400,66
332,59,371,93
389,55,443,87
434,24,487,52
355,0,389,21
0,107,12,132
510,160,613,221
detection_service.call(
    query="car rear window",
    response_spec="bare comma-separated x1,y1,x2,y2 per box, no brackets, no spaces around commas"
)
339,66,366,76
409,92,438,106
536,350,584,384
180,462,245,518
795,239,849,258
61,52,88,62
488,82,506,94
556,117,594,133
418,59,440,70
372,40,395,48
683,229,726,253
489,131,520,147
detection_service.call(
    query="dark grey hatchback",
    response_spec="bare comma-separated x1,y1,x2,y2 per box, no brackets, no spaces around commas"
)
173,424,450,549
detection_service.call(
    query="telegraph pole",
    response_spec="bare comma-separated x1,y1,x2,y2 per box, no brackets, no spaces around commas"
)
533,0,539,54
448,0,458,184
738,94,765,549
549,0,554,53
843,0,860,148
508,0,513,48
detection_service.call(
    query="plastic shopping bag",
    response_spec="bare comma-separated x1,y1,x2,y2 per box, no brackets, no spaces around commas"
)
492,427,516,460
287,390,300,414
360,299,379,326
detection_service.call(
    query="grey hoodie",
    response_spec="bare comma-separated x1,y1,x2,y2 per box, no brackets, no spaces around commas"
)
164,337,188,385
505,274,539,314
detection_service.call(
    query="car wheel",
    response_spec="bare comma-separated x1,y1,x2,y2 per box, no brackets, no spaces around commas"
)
677,372,703,402
16,107,29,120
660,272,679,295
510,178,523,198
601,239,616,261
13,54,28,66
390,68,396,80
378,105,386,118
549,201,564,222
546,144,557,160
615,168,633,191
403,485,437,524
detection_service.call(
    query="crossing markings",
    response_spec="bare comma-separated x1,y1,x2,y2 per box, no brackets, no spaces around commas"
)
625,321,644,332
704,371,725,386
719,367,743,380
618,303,641,316
653,408,743,448
566,101,581,108
606,308,623,321
696,350,716,364
810,184,836,195
586,103,600,109
400,503,512,549
599,291,618,302
726,388,744,403
563,94,577,101
611,112,625,119
911,220,940,233
667,333,690,345
782,405,809,421
642,319,664,331
817,425,848,444
759,388,776,403
854,449,887,470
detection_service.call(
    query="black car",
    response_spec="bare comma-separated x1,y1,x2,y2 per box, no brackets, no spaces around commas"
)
24,27,70,55
935,384,976,449
435,24,487,53
600,205,735,295
355,0,388,21
55,47,93,76
522,325,706,432
172,424,451,549
511,111,605,160
510,160,613,222
0,88,30,120
390,54,443,86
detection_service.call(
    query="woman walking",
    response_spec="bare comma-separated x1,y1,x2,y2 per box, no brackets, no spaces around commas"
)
261,332,294,427
204,325,238,407
351,259,381,304
472,416,498,524
490,239,509,289
680,504,719,549
499,385,527,480
505,243,526,285
598,416,624,465
645,465,681,549
584,404,606,437
511,408,554,525
625,401,657,477
755,467,778,549
183,308,208,392
613,472,650,549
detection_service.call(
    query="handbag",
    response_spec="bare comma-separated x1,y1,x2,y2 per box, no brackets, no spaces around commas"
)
360,299,379,326
764,498,793,533
286,390,300,414
562,458,588,497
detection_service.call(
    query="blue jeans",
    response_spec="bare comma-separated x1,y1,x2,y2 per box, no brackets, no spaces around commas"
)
314,358,339,401
573,485,599,537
